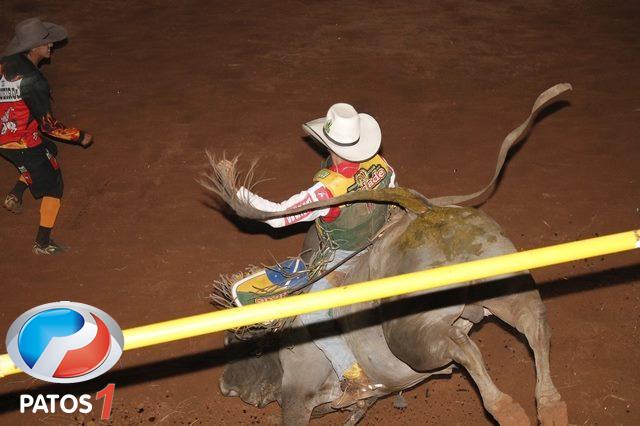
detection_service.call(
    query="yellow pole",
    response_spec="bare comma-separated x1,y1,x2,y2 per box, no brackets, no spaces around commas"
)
0,354,20,377
2,229,639,378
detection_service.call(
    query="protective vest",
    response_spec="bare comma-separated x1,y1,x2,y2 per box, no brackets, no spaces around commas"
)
0,66,41,148
0,54,83,149
312,155,393,251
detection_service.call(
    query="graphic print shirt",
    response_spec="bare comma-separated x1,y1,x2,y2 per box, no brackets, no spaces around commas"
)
0,53,84,149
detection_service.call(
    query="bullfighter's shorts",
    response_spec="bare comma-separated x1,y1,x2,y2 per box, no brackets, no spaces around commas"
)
0,141,64,199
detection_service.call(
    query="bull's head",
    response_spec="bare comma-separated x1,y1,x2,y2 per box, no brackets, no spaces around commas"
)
219,333,283,408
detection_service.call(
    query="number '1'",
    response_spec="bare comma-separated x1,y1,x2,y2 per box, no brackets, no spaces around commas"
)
95,383,115,420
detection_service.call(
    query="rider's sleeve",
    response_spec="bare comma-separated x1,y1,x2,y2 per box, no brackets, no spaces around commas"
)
236,182,332,228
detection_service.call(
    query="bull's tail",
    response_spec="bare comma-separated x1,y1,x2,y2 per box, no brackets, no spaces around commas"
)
429,82,572,206
199,154,432,221
200,83,572,221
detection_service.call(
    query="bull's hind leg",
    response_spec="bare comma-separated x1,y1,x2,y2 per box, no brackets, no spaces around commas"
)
445,324,530,426
480,276,568,426
385,309,528,425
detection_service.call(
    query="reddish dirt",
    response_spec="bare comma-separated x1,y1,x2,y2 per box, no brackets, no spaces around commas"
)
1,1,639,425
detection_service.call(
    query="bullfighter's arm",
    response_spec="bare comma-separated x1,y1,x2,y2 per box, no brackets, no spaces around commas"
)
236,182,332,228
20,73,85,144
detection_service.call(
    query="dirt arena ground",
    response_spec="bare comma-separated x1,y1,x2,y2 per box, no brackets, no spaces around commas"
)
1,1,639,424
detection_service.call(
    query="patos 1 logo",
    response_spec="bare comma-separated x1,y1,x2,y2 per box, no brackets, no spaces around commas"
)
6,302,124,419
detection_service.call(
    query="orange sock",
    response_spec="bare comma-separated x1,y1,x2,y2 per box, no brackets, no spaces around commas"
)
40,197,61,228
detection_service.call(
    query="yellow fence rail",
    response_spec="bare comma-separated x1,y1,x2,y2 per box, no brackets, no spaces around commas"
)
2,229,639,378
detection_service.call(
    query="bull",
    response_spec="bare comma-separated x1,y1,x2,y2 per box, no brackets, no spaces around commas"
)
203,84,571,425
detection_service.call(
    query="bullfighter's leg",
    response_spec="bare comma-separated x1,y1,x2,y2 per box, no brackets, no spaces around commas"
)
2,174,28,214
480,276,568,426
445,324,530,426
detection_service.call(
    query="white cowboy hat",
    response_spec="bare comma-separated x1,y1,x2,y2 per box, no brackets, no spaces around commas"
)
302,103,381,162
3,18,67,57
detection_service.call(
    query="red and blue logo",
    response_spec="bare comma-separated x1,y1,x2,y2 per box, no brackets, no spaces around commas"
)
5,302,124,383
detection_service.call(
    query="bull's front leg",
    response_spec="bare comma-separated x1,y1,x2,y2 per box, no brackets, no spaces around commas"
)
279,322,339,425
280,354,338,425
279,391,313,426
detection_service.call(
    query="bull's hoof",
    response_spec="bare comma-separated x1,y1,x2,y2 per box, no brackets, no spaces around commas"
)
489,395,530,426
393,392,407,410
537,400,568,426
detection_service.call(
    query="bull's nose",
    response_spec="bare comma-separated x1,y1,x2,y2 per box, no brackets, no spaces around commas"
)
219,381,239,397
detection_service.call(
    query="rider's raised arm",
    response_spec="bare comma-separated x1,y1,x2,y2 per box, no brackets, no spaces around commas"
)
236,182,332,228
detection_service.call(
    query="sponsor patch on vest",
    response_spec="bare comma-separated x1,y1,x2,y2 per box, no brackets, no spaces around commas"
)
0,77,21,102
347,164,388,192
314,169,331,180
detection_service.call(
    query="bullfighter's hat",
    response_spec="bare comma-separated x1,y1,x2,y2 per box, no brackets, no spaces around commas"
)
3,17,67,57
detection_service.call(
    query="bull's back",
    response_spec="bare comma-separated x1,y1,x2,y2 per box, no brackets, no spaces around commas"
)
364,206,516,369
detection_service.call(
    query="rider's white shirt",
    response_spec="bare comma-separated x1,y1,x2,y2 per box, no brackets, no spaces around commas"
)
236,182,332,228
236,170,396,228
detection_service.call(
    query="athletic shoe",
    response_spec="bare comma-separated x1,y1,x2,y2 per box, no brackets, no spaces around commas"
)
32,240,68,255
3,194,23,214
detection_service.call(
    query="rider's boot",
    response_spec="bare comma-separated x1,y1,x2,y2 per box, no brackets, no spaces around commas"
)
331,363,386,409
